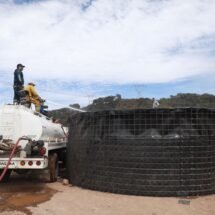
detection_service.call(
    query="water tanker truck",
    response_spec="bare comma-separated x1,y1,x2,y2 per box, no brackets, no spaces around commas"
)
0,104,68,182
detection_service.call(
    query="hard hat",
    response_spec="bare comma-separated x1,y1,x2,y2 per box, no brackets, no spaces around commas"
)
28,82,36,86
17,63,25,68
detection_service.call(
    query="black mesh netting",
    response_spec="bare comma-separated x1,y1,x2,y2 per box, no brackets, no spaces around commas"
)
67,108,215,197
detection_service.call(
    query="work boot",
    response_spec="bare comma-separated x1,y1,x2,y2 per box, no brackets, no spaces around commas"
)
13,100,18,105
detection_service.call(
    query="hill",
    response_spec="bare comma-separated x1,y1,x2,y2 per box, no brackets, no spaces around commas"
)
49,93,215,125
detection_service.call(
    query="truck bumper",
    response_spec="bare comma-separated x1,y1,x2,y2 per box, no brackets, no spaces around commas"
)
0,157,48,169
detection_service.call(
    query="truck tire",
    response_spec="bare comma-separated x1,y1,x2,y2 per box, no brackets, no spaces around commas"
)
49,153,59,182
0,170,12,183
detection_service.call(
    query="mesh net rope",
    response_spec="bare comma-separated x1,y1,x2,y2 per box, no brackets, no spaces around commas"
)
67,108,215,197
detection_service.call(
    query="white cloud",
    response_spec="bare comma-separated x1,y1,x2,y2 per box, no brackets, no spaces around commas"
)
0,0,215,84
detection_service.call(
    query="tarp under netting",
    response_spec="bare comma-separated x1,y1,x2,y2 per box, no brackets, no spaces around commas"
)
67,108,215,197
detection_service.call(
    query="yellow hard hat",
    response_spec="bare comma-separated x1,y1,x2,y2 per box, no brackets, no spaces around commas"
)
28,82,36,86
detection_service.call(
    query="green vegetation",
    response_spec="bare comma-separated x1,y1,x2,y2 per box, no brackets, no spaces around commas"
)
49,93,215,125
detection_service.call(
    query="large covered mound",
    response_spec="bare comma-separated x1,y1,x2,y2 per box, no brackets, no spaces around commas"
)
67,108,215,197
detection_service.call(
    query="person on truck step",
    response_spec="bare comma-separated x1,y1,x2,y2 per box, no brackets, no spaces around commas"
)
13,64,25,104
24,82,43,112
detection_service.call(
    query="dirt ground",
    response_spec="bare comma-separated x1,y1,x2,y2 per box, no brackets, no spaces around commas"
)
0,172,215,215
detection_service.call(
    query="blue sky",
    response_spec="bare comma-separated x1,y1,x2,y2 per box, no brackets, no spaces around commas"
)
0,0,215,109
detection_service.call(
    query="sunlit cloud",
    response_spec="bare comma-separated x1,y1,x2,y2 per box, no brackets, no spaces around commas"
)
0,0,215,107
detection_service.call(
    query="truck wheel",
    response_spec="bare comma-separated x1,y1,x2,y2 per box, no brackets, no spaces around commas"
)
0,170,12,183
49,153,59,182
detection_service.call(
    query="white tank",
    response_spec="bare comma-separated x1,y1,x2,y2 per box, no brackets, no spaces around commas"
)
0,105,66,142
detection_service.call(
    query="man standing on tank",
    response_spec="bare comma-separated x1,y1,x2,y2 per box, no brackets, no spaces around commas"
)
13,64,25,104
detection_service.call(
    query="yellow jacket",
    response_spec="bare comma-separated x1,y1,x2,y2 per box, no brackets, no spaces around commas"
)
24,85,40,100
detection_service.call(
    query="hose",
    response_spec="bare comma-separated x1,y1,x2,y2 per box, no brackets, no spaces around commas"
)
46,100,86,112
0,141,21,151
0,136,31,182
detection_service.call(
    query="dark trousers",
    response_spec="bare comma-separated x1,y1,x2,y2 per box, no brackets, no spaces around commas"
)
13,86,23,104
